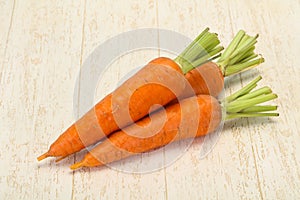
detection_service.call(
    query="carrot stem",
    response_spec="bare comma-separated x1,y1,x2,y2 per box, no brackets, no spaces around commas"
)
225,76,262,102
229,35,258,60
219,30,245,62
226,93,278,113
225,57,264,76
179,27,209,58
227,45,255,66
217,31,264,77
236,86,272,101
223,76,279,119
192,46,224,67
241,105,278,113
174,28,223,74
174,29,263,76
226,112,279,120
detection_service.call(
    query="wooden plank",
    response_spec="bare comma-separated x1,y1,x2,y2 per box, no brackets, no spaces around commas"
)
0,0,15,70
0,0,299,199
0,1,16,199
0,0,85,199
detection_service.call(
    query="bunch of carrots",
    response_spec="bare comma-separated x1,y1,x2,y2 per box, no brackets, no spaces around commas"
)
37,28,278,170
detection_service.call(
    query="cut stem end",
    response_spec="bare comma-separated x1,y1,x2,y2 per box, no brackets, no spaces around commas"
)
217,30,264,77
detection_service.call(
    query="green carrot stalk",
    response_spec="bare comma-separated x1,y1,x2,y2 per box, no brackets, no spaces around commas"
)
223,76,279,120
175,29,264,77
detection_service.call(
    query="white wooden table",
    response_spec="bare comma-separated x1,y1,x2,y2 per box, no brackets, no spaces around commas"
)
0,0,299,199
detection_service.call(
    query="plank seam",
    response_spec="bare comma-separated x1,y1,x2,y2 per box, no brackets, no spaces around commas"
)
71,0,87,199
1,0,16,81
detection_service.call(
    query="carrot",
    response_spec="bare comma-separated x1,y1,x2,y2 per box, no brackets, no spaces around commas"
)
38,29,263,162
177,30,264,99
70,76,279,170
37,28,223,161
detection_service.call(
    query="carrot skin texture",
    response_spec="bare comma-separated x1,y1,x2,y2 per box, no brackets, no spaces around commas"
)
39,59,225,161
166,62,224,106
71,95,222,169
39,57,188,159
183,62,224,98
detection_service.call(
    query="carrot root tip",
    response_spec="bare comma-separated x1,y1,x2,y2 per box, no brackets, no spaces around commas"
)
70,162,84,170
37,152,50,161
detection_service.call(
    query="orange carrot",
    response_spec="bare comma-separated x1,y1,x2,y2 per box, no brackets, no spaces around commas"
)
38,29,263,162
178,30,264,99
179,61,224,99
70,77,279,170
37,28,223,161
38,57,184,160
71,95,221,168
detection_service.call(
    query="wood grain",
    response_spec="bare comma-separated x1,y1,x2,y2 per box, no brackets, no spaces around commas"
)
71,1,167,200
0,0,85,199
0,0,299,199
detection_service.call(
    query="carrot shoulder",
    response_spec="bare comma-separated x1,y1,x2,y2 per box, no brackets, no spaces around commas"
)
178,30,264,99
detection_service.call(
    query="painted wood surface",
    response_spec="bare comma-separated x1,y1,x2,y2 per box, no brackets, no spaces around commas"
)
0,0,299,199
